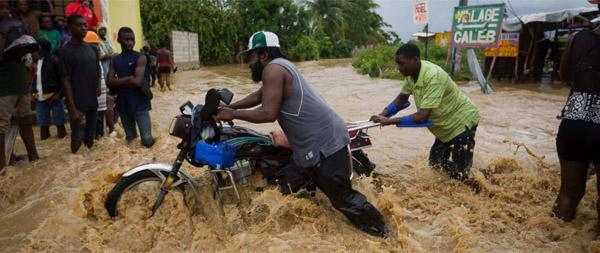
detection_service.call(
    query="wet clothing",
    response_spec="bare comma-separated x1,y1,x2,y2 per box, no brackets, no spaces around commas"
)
38,29,61,54
59,42,100,112
0,94,32,134
285,146,387,237
111,51,151,113
268,58,350,168
400,60,479,179
70,108,97,142
401,60,480,143
35,98,66,127
268,58,386,237
430,125,477,180
557,30,600,163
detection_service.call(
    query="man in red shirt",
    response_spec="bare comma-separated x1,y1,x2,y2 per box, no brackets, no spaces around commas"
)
66,0,98,30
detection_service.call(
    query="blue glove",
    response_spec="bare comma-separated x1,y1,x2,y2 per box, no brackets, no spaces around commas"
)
396,115,434,127
385,101,411,118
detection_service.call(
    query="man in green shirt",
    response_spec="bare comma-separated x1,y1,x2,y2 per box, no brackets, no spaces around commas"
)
370,43,480,180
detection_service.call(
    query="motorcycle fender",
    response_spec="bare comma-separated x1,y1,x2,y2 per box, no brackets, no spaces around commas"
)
122,163,194,188
121,163,201,211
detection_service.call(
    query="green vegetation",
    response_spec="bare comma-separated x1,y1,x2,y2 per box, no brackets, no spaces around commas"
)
140,0,395,65
352,40,485,81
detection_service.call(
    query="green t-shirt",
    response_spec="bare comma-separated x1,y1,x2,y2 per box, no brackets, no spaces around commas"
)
401,60,480,142
38,29,62,54
0,29,28,97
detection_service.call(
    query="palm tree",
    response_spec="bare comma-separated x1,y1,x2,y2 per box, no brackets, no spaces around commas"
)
303,0,347,40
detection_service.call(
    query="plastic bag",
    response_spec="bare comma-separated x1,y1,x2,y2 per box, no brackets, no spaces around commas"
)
194,141,236,169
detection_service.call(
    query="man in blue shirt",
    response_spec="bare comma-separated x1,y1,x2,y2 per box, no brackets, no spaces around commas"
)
106,27,153,147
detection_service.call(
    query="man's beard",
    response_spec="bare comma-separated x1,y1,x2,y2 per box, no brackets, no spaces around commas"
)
251,60,265,82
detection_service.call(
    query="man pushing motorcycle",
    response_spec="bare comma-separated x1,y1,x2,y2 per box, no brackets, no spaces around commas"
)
214,31,388,238
370,43,480,181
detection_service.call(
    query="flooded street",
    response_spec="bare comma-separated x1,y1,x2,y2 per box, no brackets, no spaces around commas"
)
1,58,597,252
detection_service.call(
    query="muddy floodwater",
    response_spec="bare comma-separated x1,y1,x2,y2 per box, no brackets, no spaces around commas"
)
1,58,598,252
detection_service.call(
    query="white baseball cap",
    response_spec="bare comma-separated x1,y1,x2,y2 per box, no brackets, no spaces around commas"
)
239,31,280,54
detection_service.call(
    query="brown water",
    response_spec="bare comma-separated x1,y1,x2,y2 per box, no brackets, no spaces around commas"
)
1,58,597,252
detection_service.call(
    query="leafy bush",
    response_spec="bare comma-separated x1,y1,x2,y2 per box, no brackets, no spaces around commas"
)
352,40,486,81
289,36,320,61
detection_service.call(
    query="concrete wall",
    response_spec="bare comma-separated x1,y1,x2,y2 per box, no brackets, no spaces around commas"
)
171,31,199,69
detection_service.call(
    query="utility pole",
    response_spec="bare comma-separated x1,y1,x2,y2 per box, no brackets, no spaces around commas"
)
424,23,428,60
451,0,467,76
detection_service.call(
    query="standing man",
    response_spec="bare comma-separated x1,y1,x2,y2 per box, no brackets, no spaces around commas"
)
97,22,117,135
215,31,388,237
149,43,159,87
60,14,101,153
0,1,39,168
106,27,154,148
31,38,66,140
370,43,480,180
97,22,116,79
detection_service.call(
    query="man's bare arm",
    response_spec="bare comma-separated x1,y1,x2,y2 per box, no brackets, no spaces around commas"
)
227,88,263,109
215,65,285,123
106,58,134,88
41,0,55,16
123,54,147,88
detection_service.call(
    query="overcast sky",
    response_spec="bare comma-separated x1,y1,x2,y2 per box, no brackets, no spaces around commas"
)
374,0,596,42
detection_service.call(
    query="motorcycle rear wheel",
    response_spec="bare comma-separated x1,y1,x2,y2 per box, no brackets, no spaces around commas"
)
105,170,186,217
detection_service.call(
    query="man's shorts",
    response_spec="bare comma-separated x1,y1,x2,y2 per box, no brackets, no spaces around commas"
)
0,94,33,134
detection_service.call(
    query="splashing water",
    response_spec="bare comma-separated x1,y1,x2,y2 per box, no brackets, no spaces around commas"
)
0,59,596,251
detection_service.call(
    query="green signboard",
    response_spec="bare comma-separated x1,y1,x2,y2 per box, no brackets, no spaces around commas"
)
450,3,505,48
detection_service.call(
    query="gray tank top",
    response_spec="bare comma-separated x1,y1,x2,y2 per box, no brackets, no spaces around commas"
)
268,58,350,168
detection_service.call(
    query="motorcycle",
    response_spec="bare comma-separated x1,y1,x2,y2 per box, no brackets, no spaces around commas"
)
104,88,385,217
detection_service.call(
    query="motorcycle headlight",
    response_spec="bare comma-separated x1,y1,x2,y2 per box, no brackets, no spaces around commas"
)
169,116,193,141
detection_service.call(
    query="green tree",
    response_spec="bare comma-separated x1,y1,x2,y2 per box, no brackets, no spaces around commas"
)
229,0,309,56
140,0,240,65
344,0,388,46
303,0,346,41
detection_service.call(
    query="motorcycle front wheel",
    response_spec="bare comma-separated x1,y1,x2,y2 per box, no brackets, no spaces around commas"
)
105,170,187,217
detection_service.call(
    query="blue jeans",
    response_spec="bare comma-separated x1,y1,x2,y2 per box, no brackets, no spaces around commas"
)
71,109,98,142
35,98,66,127
120,111,154,147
